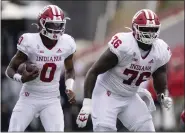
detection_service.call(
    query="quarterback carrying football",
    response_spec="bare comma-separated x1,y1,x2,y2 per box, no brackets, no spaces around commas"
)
5,5,76,131
76,9,172,131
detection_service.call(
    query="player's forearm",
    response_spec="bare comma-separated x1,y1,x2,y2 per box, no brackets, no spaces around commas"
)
5,66,17,79
84,69,98,99
152,64,169,95
65,68,75,90
153,83,168,95
5,66,23,83
65,68,75,80
153,74,168,95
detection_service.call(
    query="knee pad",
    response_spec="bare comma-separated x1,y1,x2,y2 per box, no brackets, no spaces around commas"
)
94,125,116,132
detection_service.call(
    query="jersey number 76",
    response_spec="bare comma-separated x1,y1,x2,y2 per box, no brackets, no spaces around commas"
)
123,68,151,86
111,36,122,48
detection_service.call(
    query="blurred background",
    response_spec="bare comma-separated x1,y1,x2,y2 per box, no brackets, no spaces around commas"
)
1,0,184,132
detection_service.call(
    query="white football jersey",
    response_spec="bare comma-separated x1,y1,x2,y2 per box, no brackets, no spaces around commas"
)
17,33,76,98
97,32,172,96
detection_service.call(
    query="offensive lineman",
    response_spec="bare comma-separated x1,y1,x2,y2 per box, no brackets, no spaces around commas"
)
76,9,173,131
5,5,76,131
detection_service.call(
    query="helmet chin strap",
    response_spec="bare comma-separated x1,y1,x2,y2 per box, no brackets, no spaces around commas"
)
40,29,60,40
139,37,153,45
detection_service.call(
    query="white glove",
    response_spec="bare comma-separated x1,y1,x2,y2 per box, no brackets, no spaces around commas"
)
158,93,172,109
76,98,91,128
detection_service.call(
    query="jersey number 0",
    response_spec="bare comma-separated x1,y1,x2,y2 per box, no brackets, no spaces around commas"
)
40,63,57,82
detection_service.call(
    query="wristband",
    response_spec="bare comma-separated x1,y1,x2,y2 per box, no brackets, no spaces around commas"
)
65,78,74,91
13,73,22,83
83,98,92,106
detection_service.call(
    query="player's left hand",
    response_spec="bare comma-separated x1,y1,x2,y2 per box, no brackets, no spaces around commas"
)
76,98,91,128
65,89,76,104
158,93,172,109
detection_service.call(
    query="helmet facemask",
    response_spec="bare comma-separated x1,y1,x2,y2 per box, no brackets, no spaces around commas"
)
40,17,70,40
133,23,161,45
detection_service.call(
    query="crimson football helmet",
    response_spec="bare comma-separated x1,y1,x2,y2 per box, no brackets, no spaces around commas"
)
37,5,70,40
132,9,161,45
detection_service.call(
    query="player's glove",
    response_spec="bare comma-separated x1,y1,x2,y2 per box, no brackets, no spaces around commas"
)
157,93,172,109
76,98,91,128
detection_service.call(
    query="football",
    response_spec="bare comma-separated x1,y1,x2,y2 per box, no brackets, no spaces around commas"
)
17,62,38,74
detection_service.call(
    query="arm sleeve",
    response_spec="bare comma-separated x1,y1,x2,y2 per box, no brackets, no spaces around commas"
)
17,34,29,56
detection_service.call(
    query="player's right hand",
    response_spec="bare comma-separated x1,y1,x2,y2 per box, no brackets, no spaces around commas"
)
158,93,172,109
76,98,91,128
65,89,76,104
21,68,39,83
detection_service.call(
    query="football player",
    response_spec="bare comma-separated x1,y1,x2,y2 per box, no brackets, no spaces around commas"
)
5,5,76,131
181,110,185,123
180,110,185,131
76,9,172,131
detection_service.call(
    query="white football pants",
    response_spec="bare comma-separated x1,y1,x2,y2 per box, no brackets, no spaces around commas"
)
8,96,64,131
92,82,155,132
